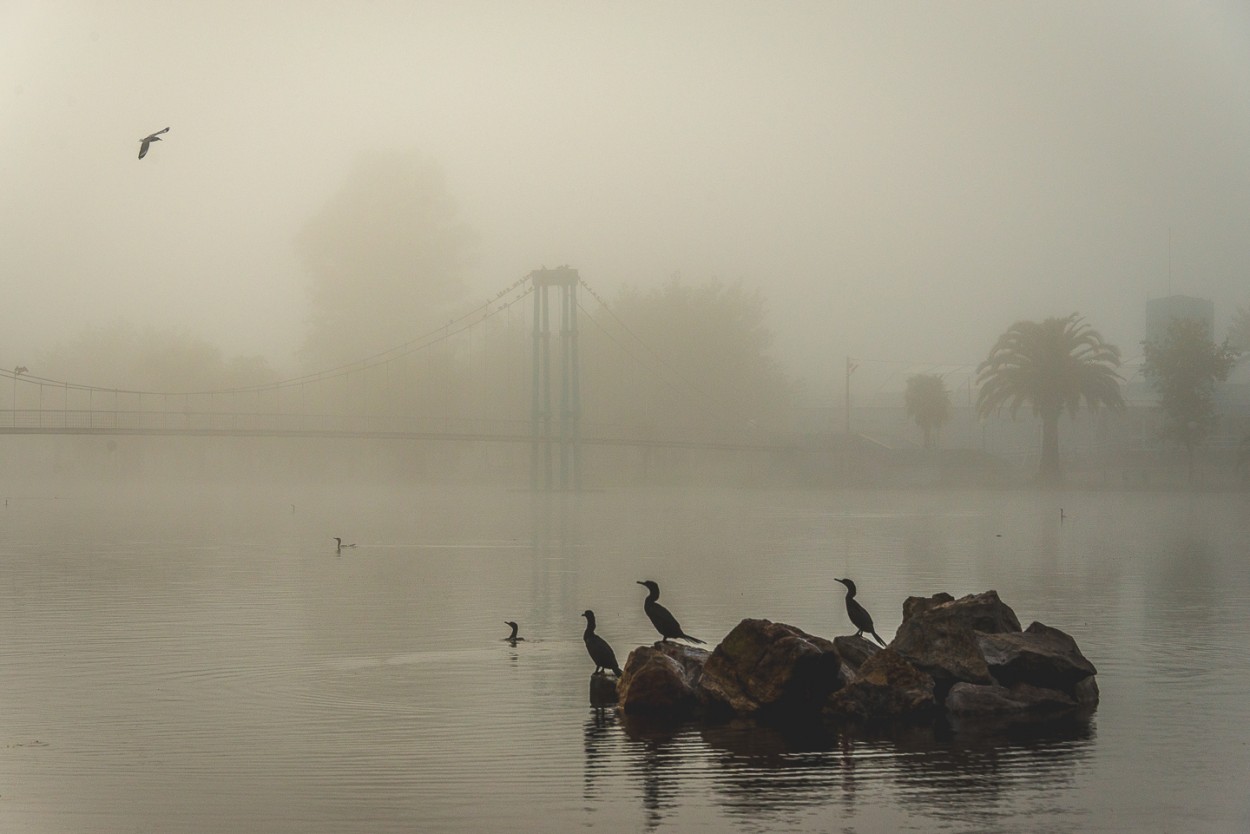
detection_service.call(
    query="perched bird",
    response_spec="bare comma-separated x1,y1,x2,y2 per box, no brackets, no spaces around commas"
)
138,127,169,159
835,577,887,647
581,610,622,676
332,537,356,554
503,621,525,643
637,580,705,644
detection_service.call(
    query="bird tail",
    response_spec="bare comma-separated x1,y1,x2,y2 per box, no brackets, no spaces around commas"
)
684,635,706,645
612,666,623,676
870,631,887,648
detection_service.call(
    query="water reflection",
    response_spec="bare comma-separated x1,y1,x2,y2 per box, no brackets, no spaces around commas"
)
601,711,1096,831
582,707,616,804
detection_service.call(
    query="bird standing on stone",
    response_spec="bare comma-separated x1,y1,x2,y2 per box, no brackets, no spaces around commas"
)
637,580,705,644
581,610,622,676
138,127,169,159
835,577,887,647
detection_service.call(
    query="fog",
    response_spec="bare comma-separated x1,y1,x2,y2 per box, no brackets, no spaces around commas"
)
4,1,1250,401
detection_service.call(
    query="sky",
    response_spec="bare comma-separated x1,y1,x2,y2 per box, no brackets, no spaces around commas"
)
3,0,1249,403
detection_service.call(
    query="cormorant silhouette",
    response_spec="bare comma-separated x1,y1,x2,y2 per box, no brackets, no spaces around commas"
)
581,610,622,676
835,577,886,647
503,621,525,643
332,537,356,554
138,127,169,159
637,580,705,644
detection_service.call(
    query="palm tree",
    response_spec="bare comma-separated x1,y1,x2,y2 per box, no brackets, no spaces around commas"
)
904,373,950,449
976,314,1124,485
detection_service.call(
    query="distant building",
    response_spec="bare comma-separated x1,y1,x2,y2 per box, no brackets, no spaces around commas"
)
1145,294,1214,345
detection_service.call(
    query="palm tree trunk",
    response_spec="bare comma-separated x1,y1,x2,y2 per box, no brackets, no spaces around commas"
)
1039,413,1061,485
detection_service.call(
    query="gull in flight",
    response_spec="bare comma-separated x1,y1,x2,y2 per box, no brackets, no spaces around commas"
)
138,127,170,160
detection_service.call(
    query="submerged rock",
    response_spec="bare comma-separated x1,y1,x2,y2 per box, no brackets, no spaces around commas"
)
698,619,846,717
945,681,1077,714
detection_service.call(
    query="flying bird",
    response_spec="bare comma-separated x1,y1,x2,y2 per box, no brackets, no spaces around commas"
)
637,580,705,644
835,577,887,647
138,127,170,159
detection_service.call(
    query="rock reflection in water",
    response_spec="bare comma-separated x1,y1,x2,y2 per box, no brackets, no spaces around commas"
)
600,711,1095,830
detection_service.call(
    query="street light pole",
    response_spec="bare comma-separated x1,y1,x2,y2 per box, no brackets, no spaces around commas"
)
845,356,857,436
12,365,28,427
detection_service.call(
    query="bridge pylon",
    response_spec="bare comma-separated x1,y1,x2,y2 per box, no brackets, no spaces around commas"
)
529,266,581,491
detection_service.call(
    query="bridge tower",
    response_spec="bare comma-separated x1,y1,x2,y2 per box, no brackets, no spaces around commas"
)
530,266,581,491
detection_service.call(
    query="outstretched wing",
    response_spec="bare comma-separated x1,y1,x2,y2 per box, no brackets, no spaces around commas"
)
137,128,169,160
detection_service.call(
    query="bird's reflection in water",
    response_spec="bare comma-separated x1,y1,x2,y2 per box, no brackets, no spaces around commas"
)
619,714,691,832
583,707,616,803
583,706,1095,831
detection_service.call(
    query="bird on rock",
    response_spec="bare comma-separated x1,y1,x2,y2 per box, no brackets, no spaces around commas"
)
581,610,622,676
835,577,887,647
637,580,705,644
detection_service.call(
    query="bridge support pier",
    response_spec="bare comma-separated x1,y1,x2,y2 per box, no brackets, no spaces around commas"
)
530,267,581,491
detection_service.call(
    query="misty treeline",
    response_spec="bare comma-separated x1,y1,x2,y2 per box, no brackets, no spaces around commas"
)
34,151,796,439
28,148,1249,481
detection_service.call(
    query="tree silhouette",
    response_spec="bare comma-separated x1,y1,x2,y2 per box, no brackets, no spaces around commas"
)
904,373,950,449
976,314,1124,485
297,150,476,370
1142,317,1237,484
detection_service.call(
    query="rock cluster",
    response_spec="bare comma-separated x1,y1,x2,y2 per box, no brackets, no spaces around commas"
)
611,590,1098,722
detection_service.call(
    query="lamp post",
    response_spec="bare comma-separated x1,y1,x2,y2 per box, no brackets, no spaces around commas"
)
12,365,28,427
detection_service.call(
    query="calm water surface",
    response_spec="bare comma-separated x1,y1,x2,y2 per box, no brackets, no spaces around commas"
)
1,482,1248,832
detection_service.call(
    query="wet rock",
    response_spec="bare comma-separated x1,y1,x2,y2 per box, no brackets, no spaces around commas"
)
833,635,881,671
825,648,935,719
617,642,709,716
891,591,1023,690
1072,674,1100,705
589,672,619,708
976,622,1097,691
699,619,846,716
903,590,1022,634
901,592,955,622
946,681,1077,714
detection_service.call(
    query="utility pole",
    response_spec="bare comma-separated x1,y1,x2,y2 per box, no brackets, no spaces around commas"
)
844,356,856,436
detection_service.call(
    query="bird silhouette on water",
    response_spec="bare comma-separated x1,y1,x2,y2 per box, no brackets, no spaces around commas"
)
581,610,622,676
138,127,169,159
637,580,705,644
332,537,356,554
835,577,887,647
503,621,525,644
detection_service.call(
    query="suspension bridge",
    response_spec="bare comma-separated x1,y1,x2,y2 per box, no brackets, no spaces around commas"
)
2,268,788,489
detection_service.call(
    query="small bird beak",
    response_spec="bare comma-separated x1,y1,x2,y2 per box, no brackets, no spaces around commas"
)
636,581,646,586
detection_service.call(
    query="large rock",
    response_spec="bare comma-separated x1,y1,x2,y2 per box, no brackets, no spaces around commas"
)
617,642,709,716
945,681,1077,714
976,622,1097,691
891,591,1022,690
699,619,846,716
825,648,935,719
833,635,880,671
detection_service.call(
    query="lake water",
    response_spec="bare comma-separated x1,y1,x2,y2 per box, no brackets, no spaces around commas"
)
1,482,1248,832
